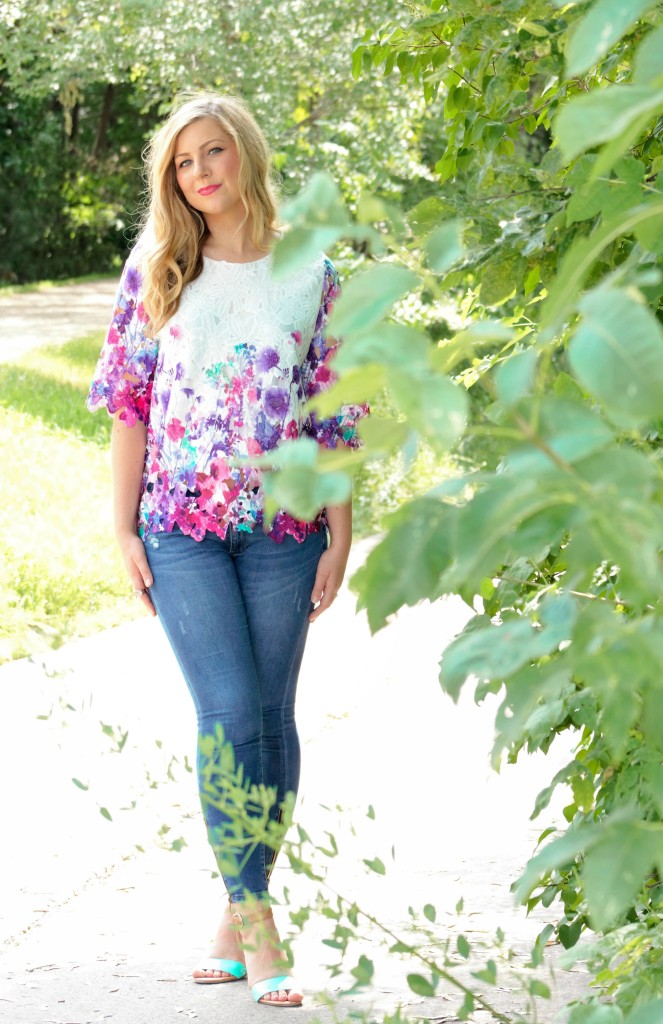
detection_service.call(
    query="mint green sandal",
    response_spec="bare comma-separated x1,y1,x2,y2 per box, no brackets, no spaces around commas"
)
251,975,302,1006
193,957,247,984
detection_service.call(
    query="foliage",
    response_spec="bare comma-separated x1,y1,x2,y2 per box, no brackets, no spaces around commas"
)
198,723,553,1024
263,0,663,1019
0,0,434,282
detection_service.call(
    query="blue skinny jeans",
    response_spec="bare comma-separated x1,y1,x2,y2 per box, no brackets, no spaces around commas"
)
144,523,327,901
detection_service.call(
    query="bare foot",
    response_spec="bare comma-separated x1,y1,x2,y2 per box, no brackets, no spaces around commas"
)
233,903,303,1005
192,903,246,983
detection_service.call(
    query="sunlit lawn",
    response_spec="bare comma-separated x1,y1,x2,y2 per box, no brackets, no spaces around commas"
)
0,335,140,663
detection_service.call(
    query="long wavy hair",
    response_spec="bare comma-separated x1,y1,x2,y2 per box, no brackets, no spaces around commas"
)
137,93,282,334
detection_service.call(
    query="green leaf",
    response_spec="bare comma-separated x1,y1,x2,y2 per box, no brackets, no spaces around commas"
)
425,220,464,273
568,288,663,427
262,464,352,522
471,959,497,985
408,196,457,234
71,777,89,791
308,364,386,418
568,1004,624,1024
555,85,663,166
350,954,375,987
363,856,386,875
504,398,614,476
480,251,526,306
634,197,663,254
566,0,658,78
458,991,474,1020
387,368,467,452
272,225,345,281
433,320,514,374
439,593,576,699
565,155,645,226
355,415,410,454
169,837,187,852
515,820,605,902
529,979,551,999
327,264,420,337
423,903,436,922
541,203,663,333
99,806,112,821
457,934,471,959
634,24,663,85
495,349,538,406
582,821,663,930
448,474,575,596
625,999,663,1024
332,323,431,375
407,973,436,997
351,497,455,632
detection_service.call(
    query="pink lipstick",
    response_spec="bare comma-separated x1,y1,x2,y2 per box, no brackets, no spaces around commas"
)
198,185,220,196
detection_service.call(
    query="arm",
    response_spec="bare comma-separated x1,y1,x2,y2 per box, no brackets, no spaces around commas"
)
309,498,352,624
111,413,156,616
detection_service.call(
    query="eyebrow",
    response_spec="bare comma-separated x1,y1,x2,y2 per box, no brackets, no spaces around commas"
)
174,138,227,160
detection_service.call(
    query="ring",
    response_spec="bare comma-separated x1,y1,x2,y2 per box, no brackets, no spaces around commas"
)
133,588,146,599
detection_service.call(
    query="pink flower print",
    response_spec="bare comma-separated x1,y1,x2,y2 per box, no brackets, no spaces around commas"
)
246,437,264,456
166,418,186,441
137,302,149,323
285,419,298,439
119,405,138,427
313,363,333,387
247,387,258,403
291,330,302,346
108,325,120,346
170,324,182,340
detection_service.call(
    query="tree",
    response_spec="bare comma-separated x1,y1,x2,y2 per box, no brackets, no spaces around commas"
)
0,0,433,281
267,0,663,1018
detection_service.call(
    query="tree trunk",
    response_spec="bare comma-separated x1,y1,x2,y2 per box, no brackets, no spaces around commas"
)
93,83,115,162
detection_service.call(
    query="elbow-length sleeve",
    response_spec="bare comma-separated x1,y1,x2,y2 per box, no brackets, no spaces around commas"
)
301,258,369,449
86,255,158,427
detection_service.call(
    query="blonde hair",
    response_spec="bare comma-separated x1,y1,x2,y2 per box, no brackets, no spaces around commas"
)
137,92,282,333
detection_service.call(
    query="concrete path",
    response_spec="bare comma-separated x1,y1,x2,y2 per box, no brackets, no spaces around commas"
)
0,280,118,363
0,282,588,1022
0,541,587,1024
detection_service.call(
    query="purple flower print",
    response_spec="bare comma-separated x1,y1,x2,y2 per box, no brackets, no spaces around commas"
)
254,412,281,451
124,266,141,297
264,386,288,420
257,347,280,373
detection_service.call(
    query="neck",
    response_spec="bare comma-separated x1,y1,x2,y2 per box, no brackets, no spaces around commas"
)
204,210,259,257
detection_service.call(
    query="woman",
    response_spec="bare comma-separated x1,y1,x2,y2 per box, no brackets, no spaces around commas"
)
86,92,366,1007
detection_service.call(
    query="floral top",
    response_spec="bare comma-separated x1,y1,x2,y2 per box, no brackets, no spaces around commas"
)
86,244,367,543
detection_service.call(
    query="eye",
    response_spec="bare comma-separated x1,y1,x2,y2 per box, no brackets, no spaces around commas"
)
209,147,224,155
177,158,192,169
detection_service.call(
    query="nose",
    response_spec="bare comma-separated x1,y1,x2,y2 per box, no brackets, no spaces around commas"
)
193,157,210,179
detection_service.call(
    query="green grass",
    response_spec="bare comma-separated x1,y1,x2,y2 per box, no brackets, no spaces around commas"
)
0,334,139,663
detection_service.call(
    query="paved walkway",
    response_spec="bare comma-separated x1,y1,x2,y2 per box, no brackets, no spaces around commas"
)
0,279,117,363
0,283,588,1022
0,554,587,1024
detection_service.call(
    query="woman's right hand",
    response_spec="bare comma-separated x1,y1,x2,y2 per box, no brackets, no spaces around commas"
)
116,529,157,617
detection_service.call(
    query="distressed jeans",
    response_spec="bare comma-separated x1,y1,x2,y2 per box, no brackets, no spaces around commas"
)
144,523,327,900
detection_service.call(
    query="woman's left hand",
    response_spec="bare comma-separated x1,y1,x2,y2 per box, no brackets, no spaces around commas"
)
309,543,350,623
